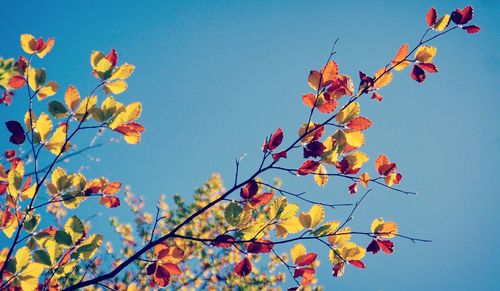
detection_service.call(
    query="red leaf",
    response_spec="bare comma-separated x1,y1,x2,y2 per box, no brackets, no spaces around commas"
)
332,263,345,277
249,192,273,208
146,262,157,275
371,91,383,102
302,93,316,108
296,253,317,266
0,183,7,195
4,150,15,160
272,150,287,161
266,128,283,151
377,239,395,254
247,240,274,253
212,234,235,248
348,260,366,269
303,141,326,158
336,158,360,175
106,48,118,66
451,5,474,25
348,182,358,195
1,209,12,227
297,160,320,176
234,257,252,277
347,116,372,131
240,179,258,199
418,63,438,73
154,264,172,287
8,76,26,89
410,65,426,83
366,239,380,254
463,25,480,34
293,267,315,278
426,7,437,27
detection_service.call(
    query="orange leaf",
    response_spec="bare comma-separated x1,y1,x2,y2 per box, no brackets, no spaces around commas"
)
103,181,121,195
308,70,321,91
99,196,120,208
374,68,392,88
320,61,339,86
249,192,273,208
391,44,410,71
375,154,397,176
371,92,383,102
302,93,316,108
347,117,372,131
359,172,370,188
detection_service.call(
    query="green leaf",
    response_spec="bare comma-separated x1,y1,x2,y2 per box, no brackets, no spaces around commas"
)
48,100,69,118
224,202,243,226
55,230,73,246
33,250,52,267
24,214,41,233
64,216,85,244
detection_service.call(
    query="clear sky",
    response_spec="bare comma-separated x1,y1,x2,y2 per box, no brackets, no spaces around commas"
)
1,0,499,290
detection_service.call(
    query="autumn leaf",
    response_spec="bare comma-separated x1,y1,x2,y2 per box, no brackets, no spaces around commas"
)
235,257,252,277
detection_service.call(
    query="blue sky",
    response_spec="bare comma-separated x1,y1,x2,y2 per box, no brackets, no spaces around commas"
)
1,0,499,290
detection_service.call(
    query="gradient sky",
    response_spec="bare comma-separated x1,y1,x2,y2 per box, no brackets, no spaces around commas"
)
1,0,499,290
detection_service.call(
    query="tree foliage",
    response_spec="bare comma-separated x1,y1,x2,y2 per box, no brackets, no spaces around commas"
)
0,5,479,290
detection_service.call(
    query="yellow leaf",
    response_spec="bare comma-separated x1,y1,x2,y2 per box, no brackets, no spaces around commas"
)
74,96,98,121
241,223,267,240
45,239,60,264
290,243,306,265
335,102,360,124
7,161,24,197
280,203,299,220
36,113,53,143
344,130,365,148
110,63,135,80
90,51,106,70
19,263,44,291
322,136,338,165
433,14,450,32
314,164,328,187
299,204,324,229
374,68,392,88
275,217,303,238
20,183,37,200
269,197,286,219
64,85,80,112
27,67,46,91
104,80,128,94
344,151,369,170
36,38,55,59
16,246,31,271
415,45,437,63
359,172,371,188
329,242,365,264
65,215,85,243
24,111,37,131
95,57,113,73
20,34,36,54
297,122,323,143
328,226,351,247
101,96,117,120
371,218,398,238
45,124,68,155
52,167,70,192
3,215,18,238
384,172,400,187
